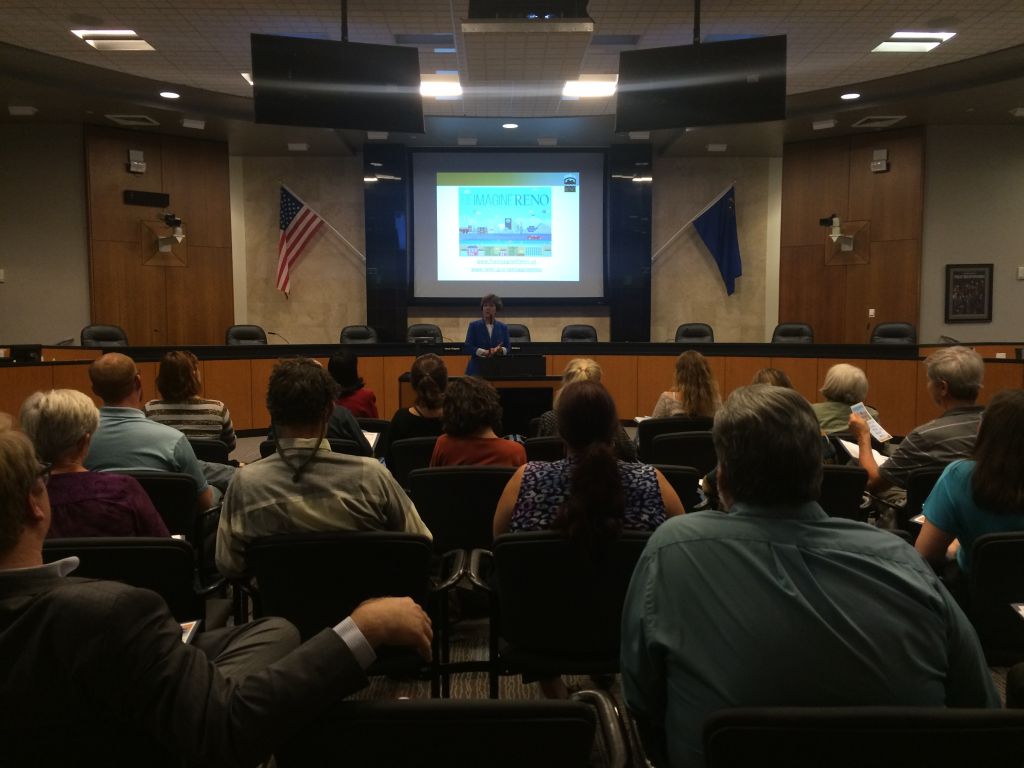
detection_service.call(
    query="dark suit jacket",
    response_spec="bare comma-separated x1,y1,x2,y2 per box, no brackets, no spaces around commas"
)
0,569,367,767
464,318,511,375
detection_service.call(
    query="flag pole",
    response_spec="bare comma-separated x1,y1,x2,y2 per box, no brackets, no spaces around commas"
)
281,183,366,263
651,182,735,263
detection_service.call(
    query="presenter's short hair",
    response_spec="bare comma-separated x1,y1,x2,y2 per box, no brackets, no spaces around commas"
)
266,358,338,427
480,294,503,311
19,389,99,464
925,346,983,402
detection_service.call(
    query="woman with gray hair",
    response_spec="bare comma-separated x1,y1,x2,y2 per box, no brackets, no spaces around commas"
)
812,363,878,434
19,389,168,538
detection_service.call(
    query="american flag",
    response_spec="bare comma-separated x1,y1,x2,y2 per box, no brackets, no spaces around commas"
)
276,186,324,295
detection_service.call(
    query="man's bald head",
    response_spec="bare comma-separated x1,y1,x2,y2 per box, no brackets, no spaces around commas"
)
89,353,140,405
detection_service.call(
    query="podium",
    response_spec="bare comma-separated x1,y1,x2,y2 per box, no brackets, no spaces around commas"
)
477,355,546,378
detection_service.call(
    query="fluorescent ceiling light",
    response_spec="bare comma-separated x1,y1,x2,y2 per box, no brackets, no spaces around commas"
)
873,41,940,52
241,72,254,86
1011,108,1024,118
707,144,728,152
71,29,137,38
363,176,379,183
367,131,389,140
434,47,456,53
562,75,617,98
892,31,956,41
631,176,653,183
812,119,838,130
420,74,462,98
502,123,518,129
159,91,180,99
841,92,860,101
8,105,38,117
86,39,155,51
181,118,205,130
628,131,650,141
287,142,309,152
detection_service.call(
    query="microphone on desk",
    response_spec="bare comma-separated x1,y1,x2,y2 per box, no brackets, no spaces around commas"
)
267,330,292,344
55,338,75,346
939,335,961,345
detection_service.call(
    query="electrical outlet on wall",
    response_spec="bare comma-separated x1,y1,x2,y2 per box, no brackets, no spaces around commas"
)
868,308,876,318
0,268,5,283
1017,266,1024,280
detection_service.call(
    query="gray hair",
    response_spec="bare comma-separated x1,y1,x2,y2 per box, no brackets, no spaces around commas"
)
713,384,823,505
925,346,983,402
19,389,100,463
820,363,869,405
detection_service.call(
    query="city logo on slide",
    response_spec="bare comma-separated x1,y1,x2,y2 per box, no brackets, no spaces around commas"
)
458,186,552,259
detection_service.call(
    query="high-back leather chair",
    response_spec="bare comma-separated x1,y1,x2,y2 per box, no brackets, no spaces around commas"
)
339,325,379,344
560,324,598,343
675,323,715,343
818,465,869,522
507,323,532,343
387,436,440,491
870,322,917,345
81,324,128,347
637,417,714,463
225,324,267,345
969,532,1024,665
649,431,717,476
406,324,443,343
771,323,814,344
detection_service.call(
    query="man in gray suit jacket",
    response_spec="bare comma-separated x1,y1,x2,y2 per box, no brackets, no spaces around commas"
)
0,416,431,767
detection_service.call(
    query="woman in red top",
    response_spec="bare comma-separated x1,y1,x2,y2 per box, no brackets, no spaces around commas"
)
328,349,378,418
430,376,526,468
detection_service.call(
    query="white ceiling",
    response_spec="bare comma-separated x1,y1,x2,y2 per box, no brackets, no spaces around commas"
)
1,0,1022,154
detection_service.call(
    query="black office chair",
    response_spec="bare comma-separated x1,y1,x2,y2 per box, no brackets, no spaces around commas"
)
703,707,1024,768
675,323,715,343
969,532,1024,665
870,322,917,345
897,467,944,535
187,438,231,464
388,436,439,490
225,324,267,345
43,537,221,623
560,324,598,343
525,436,567,462
818,465,869,522
356,417,390,458
406,323,443,343
771,323,814,344
258,439,362,459
339,325,379,344
650,464,702,511
507,323,532,343
121,471,198,539
648,432,717,476
80,324,128,347
637,417,714,463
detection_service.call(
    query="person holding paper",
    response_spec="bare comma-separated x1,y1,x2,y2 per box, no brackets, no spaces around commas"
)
464,293,511,375
812,363,878,434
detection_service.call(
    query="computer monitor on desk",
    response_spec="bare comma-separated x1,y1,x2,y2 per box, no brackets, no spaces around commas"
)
479,355,546,378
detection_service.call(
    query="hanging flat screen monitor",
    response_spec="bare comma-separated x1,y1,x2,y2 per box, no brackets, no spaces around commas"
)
251,34,425,133
615,35,786,132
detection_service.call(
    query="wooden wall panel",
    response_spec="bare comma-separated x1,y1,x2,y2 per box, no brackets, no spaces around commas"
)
723,356,764,397
771,357,818,402
849,130,923,242
979,361,1024,406
915,364,944,426
843,239,921,344
85,127,165,243
136,362,159,405
52,363,101,407
160,135,231,249
90,240,166,345
862,359,919,437
0,367,54,422
548,354,638,418
636,355,678,416
356,354,386,418
164,246,234,345
779,245,846,342
382,356,416,419
202,359,254,431
41,348,101,363
250,358,280,430
780,138,850,247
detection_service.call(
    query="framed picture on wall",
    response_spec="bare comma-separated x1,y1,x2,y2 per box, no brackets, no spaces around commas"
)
945,264,993,323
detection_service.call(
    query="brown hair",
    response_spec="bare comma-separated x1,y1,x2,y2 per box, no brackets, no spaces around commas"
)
266,358,338,428
411,354,448,410
442,376,503,437
0,416,39,554
751,367,793,389
155,351,201,402
481,294,503,311
971,389,1024,513
88,353,138,403
672,350,721,418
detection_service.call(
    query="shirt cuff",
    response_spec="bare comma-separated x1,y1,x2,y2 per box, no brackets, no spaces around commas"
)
333,616,377,669
476,348,487,357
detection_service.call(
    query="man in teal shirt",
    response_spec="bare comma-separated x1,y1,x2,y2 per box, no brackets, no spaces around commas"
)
620,384,999,768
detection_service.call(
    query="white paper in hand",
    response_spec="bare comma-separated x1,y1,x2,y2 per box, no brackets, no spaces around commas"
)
850,402,892,442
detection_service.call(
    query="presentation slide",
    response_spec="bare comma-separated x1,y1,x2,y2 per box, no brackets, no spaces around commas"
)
412,152,605,301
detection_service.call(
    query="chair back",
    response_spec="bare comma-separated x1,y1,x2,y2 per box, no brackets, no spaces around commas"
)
247,531,433,640
899,467,944,531
771,323,814,344
675,323,714,343
525,436,567,462
870,322,916,345
650,464,702,511
703,707,1024,768
493,531,650,667
818,465,868,522
277,699,597,768
388,436,439,490
43,537,202,621
406,323,442,343
188,438,230,464
339,324,379,344
80,324,128,347
408,466,516,554
122,471,197,539
357,417,390,458
637,417,714,462
225,324,267,345
560,324,598,343
507,323,532,343
969,532,1024,665
648,431,717,475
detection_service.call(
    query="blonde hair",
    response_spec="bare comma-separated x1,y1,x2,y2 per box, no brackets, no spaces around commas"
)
820,364,868,405
554,358,602,407
20,389,99,463
0,415,39,553
672,351,721,418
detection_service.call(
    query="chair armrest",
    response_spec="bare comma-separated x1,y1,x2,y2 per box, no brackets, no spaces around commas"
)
465,548,494,593
431,549,466,594
573,689,630,768
194,573,226,598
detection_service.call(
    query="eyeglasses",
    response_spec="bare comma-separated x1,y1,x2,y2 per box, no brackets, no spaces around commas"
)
36,462,52,486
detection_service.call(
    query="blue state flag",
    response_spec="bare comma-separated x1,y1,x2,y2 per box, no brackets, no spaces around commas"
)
692,186,742,295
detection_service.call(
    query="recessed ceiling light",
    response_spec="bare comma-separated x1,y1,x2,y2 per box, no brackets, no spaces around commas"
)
631,176,653,183
369,161,383,167
707,143,727,153
813,119,838,130
363,176,379,183
873,41,940,52
562,76,617,98
841,92,861,101
502,123,518,129
1010,107,1024,118
892,31,956,41
420,74,462,98
241,72,254,86
71,29,137,38
181,118,205,130
159,91,180,100
86,39,155,51
8,105,38,117
287,142,309,152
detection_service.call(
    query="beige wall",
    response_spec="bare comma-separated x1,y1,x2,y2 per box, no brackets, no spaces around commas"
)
650,156,780,343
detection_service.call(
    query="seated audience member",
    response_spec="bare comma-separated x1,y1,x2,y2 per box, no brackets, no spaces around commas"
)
144,350,237,451
621,384,998,768
651,350,721,418
751,367,792,388
19,389,168,538
850,346,984,495
217,358,430,579
430,376,526,468
328,349,378,418
84,353,214,510
381,353,448,464
916,389,1024,574
812,363,878,434
535,358,637,461
0,417,432,767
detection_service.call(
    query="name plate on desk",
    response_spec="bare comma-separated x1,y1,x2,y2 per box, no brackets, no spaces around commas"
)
479,355,546,378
